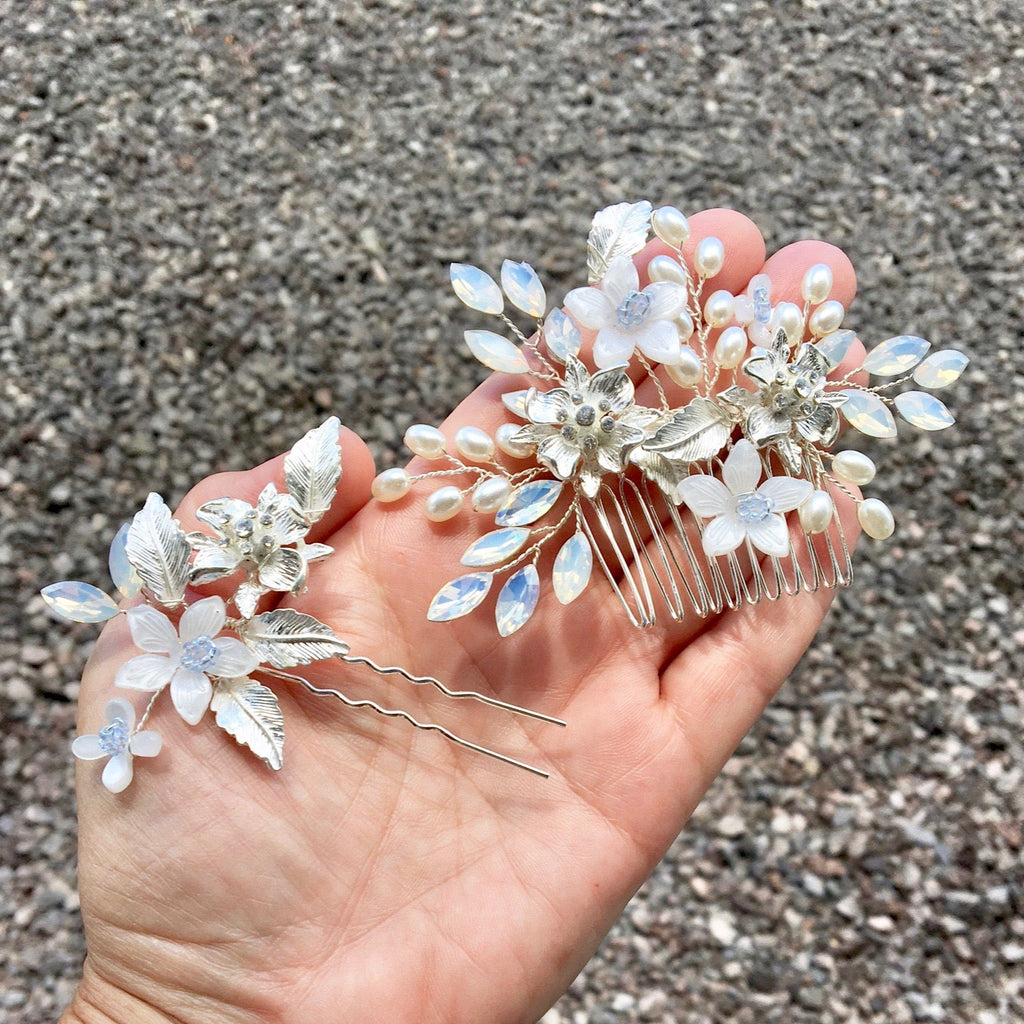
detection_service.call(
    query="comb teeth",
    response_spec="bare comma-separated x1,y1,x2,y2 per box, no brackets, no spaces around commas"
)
581,451,854,629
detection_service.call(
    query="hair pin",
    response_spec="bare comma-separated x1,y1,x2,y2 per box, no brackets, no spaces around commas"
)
44,418,565,792
372,201,966,634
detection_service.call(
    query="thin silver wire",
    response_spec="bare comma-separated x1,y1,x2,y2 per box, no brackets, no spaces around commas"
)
260,666,553,778
336,653,566,727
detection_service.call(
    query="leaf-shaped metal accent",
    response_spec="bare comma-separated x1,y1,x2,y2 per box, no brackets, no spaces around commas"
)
125,493,191,607
586,201,653,284
284,417,342,524
211,678,285,770
640,398,732,461
239,608,348,668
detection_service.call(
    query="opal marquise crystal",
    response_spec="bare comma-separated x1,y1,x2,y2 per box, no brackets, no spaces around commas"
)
912,350,969,389
450,263,504,314
461,528,532,568
41,581,120,623
838,389,898,438
495,479,564,526
427,572,494,622
495,565,540,637
551,531,593,605
464,329,530,375
861,334,930,376
894,391,955,431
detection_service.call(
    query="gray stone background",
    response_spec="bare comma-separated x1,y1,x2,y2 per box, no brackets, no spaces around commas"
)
1,1,1020,1021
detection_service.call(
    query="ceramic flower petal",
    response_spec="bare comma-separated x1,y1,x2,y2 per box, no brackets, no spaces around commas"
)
126,605,179,654
746,513,791,557
179,596,226,643
722,440,763,495
211,637,261,677
101,752,133,793
171,669,214,726
115,653,177,692
702,514,747,557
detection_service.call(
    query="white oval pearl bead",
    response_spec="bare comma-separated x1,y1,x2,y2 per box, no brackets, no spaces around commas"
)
799,490,834,533
694,237,725,278
666,346,703,387
495,422,533,459
832,450,876,486
651,205,690,248
858,498,894,540
770,301,805,345
703,289,735,328
647,254,689,286
454,426,494,462
808,299,845,336
404,423,447,459
425,486,464,522
713,326,748,369
371,468,411,502
471,476,512,513
674,310,695,343
802,263,834,305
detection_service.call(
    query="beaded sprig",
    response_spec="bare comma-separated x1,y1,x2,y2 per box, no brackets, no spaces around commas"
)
44,419,564,792
372,202,966,635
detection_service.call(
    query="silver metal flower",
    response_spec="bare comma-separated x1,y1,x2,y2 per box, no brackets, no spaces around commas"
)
189,482,333,617
510,355,657,498
721,329,848,471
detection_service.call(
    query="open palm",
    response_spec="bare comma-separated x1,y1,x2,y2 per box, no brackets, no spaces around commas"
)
65,209,861,1024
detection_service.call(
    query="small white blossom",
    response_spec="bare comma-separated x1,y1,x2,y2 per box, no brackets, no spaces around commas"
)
71,697,162,793
677,440,813,558
114,596,259,725
563,255,687,368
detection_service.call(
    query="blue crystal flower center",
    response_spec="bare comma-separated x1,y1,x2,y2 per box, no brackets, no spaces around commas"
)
616,290,651,328
180,634,218,672
98,717,129,756
736,491,773,524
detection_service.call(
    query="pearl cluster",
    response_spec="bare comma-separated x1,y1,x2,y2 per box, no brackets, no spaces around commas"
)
372,422,523,524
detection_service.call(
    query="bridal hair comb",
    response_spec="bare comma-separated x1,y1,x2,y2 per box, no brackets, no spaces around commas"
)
43,419,564,792
373,201,966,635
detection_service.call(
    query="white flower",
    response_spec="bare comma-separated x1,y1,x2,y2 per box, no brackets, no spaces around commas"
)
563,255,688,368
114,596,260,725
72,697,162,794
676,439,813,558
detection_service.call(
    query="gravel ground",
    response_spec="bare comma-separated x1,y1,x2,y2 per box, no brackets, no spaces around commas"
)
1,2,1021,1021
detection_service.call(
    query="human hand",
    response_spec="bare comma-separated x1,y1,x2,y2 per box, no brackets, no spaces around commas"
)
63,208,861,1024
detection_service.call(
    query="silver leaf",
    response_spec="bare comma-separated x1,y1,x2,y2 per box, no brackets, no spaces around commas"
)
125,493,191,607
629,447,692,498
639,398,732,462
284,417,342,525
239,608,348,668
586,201,653,284
211,677,285,770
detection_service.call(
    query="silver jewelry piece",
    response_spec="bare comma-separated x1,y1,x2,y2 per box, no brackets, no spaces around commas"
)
374,201,966,635
44,418,564,792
